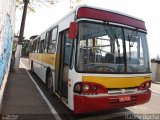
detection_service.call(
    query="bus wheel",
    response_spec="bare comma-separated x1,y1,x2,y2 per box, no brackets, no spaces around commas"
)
31,61,34,74
47,71,53,92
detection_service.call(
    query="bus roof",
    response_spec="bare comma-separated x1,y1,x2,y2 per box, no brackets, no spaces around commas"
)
33,5,146,40
76,5,144,21
76,5,146,30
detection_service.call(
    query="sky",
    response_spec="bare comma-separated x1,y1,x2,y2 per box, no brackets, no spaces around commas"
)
15,0,160,58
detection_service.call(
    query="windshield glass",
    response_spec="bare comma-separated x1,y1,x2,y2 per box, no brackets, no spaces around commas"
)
76,21,150,73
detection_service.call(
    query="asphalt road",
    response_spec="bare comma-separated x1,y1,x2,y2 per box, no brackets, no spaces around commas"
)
21,58,160,120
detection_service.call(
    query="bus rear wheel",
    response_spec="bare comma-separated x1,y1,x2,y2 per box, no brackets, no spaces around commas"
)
47,71,53,92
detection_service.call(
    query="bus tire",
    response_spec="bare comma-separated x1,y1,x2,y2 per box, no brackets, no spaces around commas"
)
31,61,35,74
46,70,53,92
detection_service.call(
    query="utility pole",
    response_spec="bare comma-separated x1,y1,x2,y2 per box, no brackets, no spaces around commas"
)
18,0,29,44
15,0,29,71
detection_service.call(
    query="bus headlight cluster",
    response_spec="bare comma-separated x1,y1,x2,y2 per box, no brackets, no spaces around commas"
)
83,84,90,91
137,80,151,91
74,82,106,94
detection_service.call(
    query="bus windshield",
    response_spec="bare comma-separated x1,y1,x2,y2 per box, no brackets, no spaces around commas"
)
76,21,150,73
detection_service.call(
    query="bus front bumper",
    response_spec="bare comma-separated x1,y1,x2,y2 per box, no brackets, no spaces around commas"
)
74,90,151,114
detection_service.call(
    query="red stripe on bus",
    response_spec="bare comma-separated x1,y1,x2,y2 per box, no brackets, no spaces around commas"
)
77,7,146,30
74,90,151,114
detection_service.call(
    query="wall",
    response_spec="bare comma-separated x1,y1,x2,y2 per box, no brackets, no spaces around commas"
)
151,63,160,82
151,63,157,82
0,0,16,107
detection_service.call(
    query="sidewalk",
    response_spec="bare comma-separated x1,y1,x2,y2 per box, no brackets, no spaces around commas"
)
151,82,160,95
1,63,55,119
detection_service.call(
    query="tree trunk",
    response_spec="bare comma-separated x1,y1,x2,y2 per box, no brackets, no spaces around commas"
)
15,0,29,71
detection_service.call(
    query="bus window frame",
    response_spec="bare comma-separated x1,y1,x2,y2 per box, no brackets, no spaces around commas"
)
33,39,37,53
39,39,45,53
47,26,58,54
69,39,74,70
64,29,74,70
44,31,50,53
36,38,40,53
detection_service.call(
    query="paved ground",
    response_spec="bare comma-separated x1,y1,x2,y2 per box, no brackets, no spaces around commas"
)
126,79,160,114
1,61,55,120
1,58,160,120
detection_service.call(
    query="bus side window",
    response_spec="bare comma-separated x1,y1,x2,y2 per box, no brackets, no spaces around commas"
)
33,40,37,53
39,40,45,53
44,32,50,53
36,38,40,53
64,30,74,68
32,42,35,53
48,27,58,53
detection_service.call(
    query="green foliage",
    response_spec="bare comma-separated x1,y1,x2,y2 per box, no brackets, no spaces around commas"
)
16,0,83,11
16,0,35,12
12,41,18,52
16,0,57,12
22,40,30,50
22,40,31,56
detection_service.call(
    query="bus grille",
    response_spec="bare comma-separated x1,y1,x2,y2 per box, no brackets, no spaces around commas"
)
107,87,137,95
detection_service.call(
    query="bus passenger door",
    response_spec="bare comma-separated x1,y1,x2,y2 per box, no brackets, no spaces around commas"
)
55,30,73,102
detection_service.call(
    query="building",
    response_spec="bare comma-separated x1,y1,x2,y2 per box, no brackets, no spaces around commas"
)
0,0,16,106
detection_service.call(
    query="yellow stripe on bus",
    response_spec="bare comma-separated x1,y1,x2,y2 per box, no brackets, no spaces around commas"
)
29,53,56,66
82,76,151,88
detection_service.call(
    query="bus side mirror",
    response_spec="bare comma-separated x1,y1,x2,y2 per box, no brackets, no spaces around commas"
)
69,22,78,39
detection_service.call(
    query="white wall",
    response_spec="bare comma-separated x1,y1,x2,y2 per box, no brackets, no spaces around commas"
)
151,63,157,82
0,0,16,108
151,63,160,82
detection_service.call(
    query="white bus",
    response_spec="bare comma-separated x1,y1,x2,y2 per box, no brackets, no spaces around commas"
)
30,5,151,114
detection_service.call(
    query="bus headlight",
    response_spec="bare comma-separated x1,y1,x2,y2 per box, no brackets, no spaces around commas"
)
83,84,90,91
74,82,106,95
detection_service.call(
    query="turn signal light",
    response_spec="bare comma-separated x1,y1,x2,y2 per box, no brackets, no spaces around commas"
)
74,82,82,94
83,84,90,91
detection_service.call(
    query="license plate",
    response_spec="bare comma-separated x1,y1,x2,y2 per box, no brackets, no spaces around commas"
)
119,96,131,102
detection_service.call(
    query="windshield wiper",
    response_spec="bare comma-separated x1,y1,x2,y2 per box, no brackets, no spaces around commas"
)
128,28,138,47
103,21,121,63
128,28,139,60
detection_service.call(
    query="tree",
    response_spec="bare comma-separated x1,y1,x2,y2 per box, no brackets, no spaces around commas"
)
14,0,83,71
15,0,29,71
15,0,56,71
